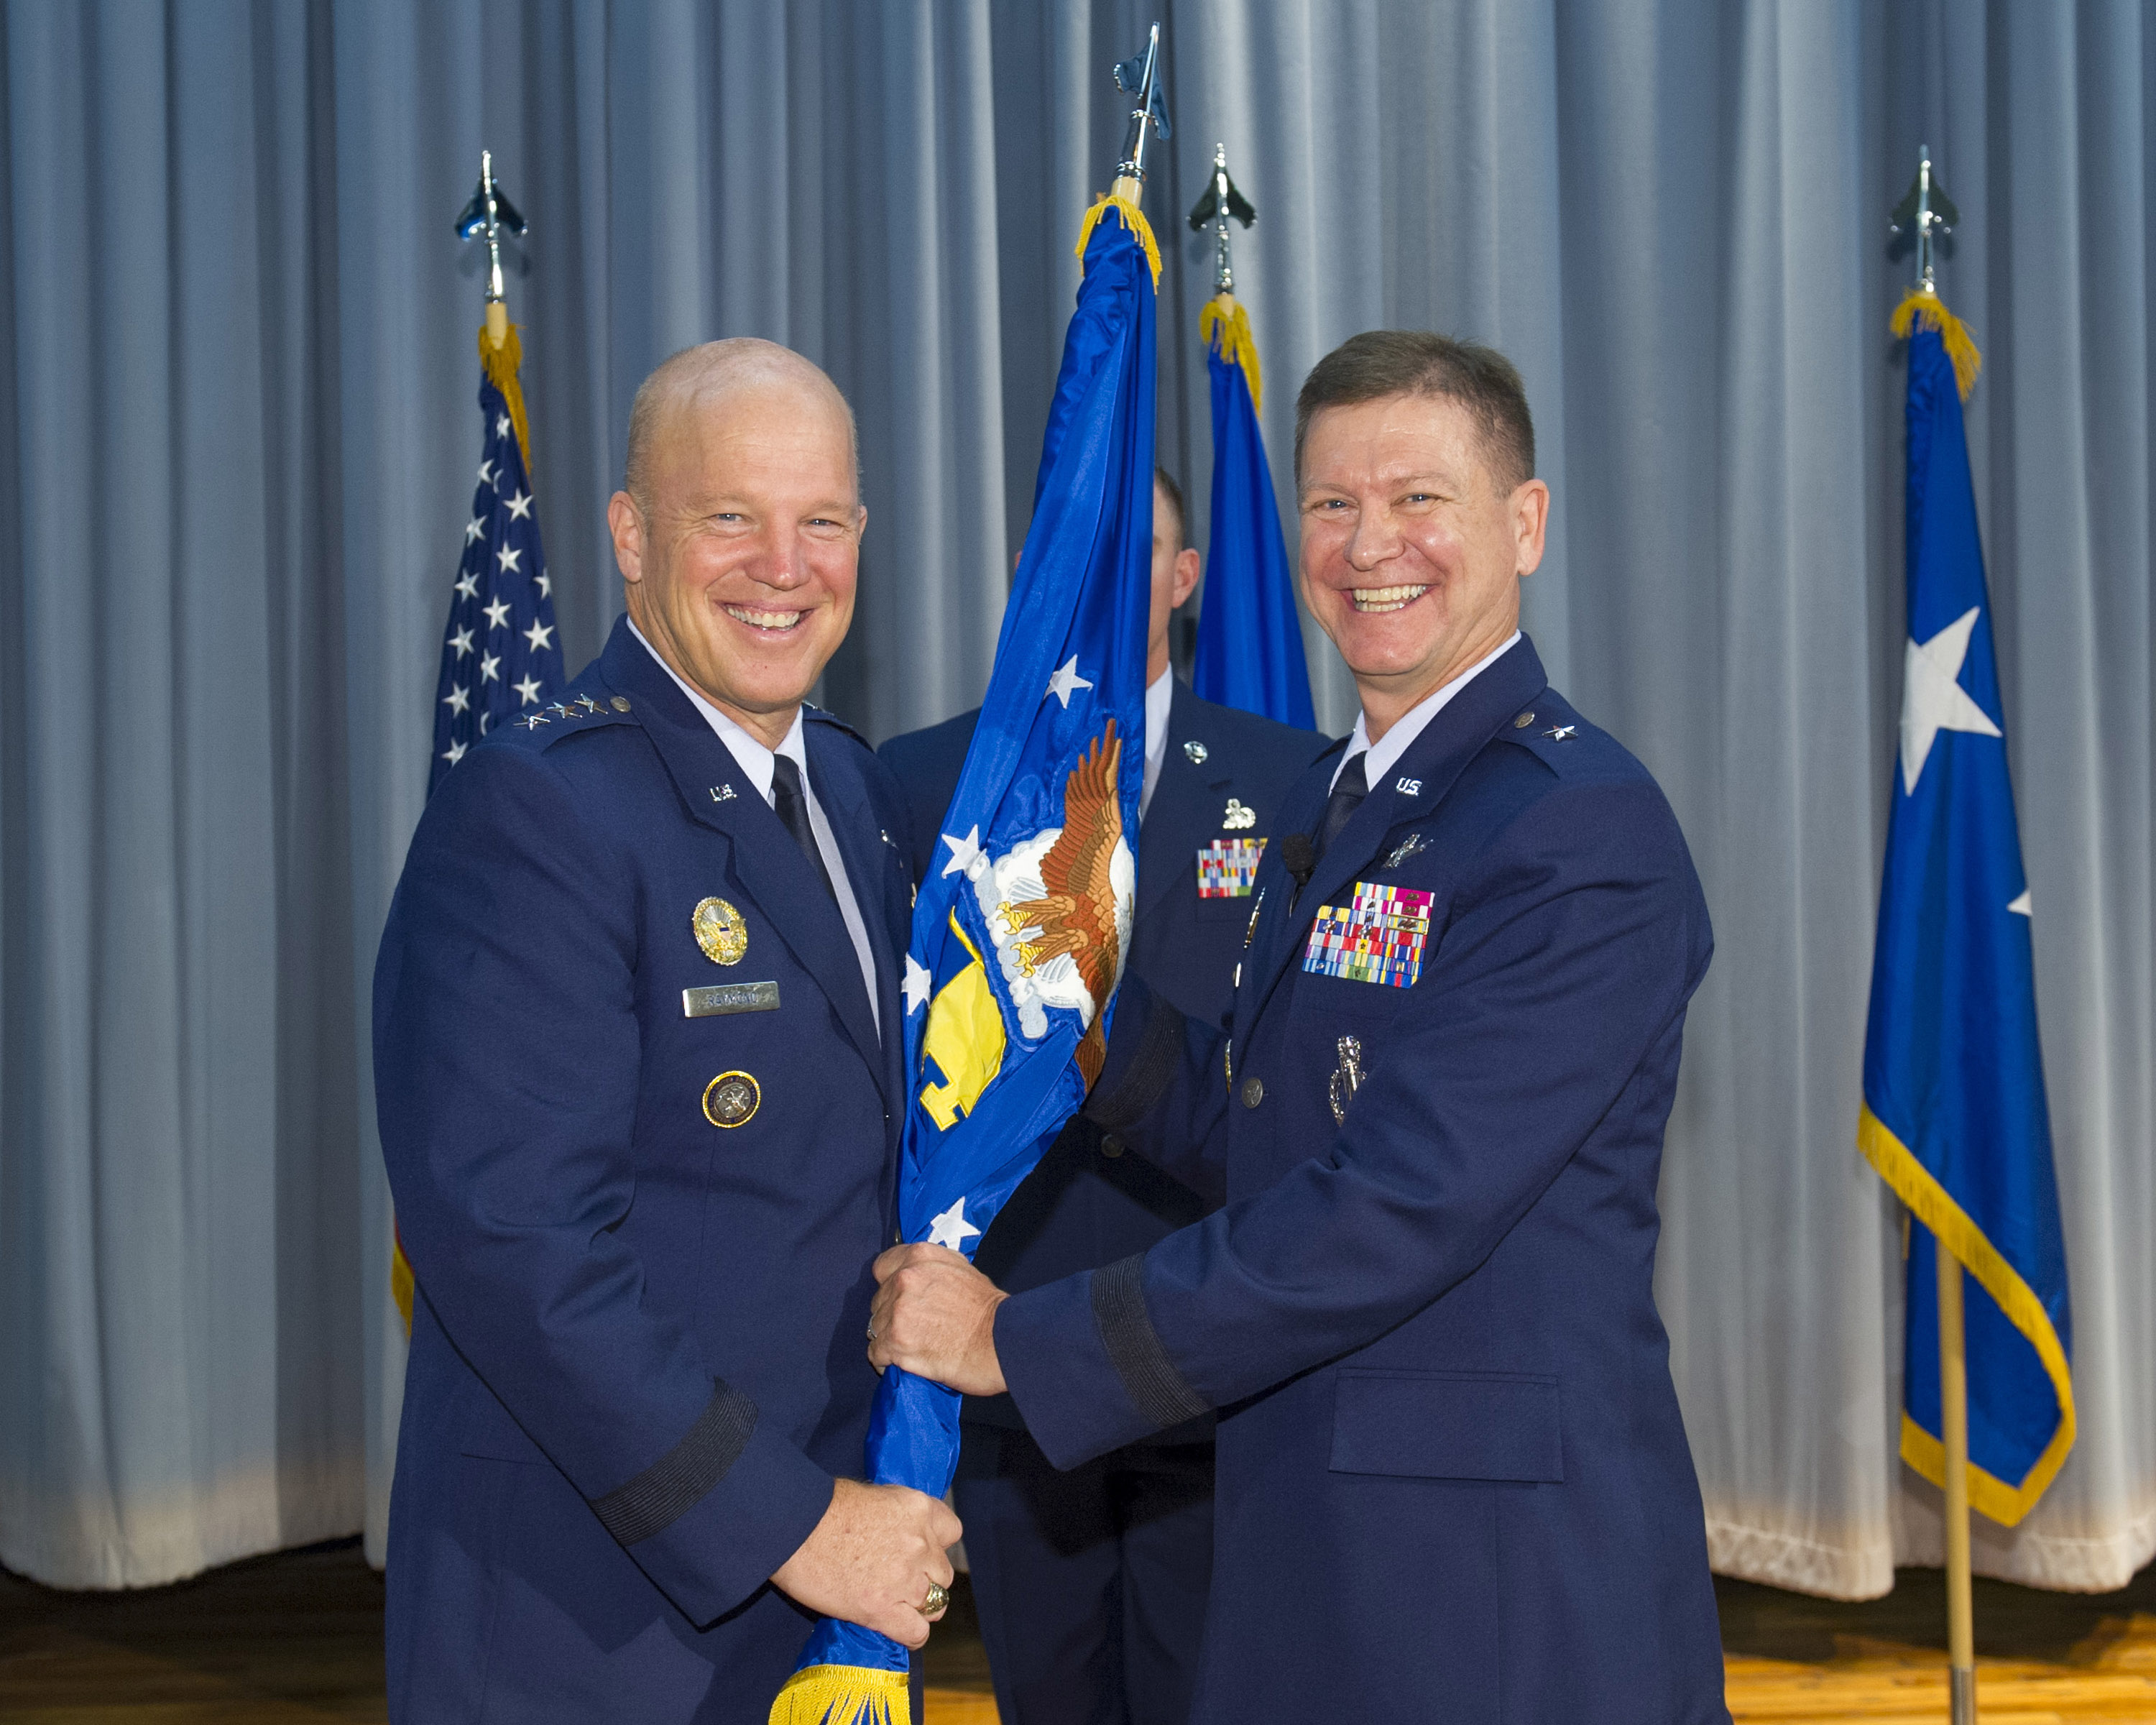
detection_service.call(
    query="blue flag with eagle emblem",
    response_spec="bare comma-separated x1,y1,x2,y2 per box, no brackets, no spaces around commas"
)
1858,290,2072,1526
770,194,1158,1723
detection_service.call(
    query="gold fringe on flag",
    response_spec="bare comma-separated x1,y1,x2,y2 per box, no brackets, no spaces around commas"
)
1199,292,1263,414
1890,287,1982,401
479,322,535,467
768,1662,911,1725
1074,193,1161,289
390,1228,415,1336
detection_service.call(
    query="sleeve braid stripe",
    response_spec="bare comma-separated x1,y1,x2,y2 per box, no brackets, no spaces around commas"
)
1085,994,1185,1131
1090,1254,1209,1431
589,1380,760,1546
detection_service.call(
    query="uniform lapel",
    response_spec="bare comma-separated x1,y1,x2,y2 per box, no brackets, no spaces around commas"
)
1135,681,1232,924
805,719,903,1114
1242,639,1549,1027
602,622,885,1093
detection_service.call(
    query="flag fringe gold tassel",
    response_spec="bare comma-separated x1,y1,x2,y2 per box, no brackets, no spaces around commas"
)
1890,287,1982,401
479,323,535,467
1199,293,1263,414
768,1662,910,1725
1074,194,1162,289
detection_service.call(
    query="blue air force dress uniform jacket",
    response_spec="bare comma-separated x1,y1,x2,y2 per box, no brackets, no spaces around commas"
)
880,681,1329,1725
374,617,915,1724
993,638,1728,1724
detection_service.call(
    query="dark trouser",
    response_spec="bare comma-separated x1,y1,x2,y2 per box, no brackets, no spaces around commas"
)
954,1423,1214,1725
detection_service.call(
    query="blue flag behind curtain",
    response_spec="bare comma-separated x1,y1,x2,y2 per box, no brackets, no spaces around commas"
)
773,194,1157,1724
1189,295,1314,728
1858,291,2073,1526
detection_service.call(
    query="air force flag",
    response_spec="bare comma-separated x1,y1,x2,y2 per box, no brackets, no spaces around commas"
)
773,194,1158,1722
1860,292,2073,1525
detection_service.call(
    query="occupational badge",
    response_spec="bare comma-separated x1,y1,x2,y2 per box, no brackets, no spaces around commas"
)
701,1070,761,1128
1221,797,1256,831
1327,1035,1365,1125
1244,888,1264,948
691,896,749,965
1381,833,1427,871
1197,837,1266,898
1303,880,1434,988
1183,740,1208,765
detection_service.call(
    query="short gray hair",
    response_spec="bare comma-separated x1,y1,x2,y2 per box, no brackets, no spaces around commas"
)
623,338,861,516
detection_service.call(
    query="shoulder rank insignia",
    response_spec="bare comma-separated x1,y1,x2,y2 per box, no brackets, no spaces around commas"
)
1304,880,1434,988
1221,797,1256,830
692,896,749,965
1544,724,1578,742
1198,837,1266,898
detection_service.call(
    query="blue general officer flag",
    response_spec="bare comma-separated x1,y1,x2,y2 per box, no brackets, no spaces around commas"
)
1859,289,2073,1525
1190,293,1314,728
430,326,564,793
773,193,1158,1724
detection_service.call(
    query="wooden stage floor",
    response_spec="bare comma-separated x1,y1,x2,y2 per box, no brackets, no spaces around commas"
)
4,1541,2152,1722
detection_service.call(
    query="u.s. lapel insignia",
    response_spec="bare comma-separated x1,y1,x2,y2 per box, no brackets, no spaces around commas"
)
1184,739,1209,765
1304,880,1434,988
709,783,737,803
1381,833,1427,871
1394,776,1422,796
692,896,749,965
1327,1035,1365,1125
1198,837,1266,898
702,1070,760,1128
1221,797,1256,830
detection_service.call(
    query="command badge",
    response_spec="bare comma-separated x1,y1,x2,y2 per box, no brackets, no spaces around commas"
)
1304,880,1434,988
692,896,749,965
1198,837,1266,898
702,1070,761,1128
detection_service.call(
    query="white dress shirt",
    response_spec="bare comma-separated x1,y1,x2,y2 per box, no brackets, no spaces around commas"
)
630,621,881,1038
1331,630,1523,792
1138,667,1175,822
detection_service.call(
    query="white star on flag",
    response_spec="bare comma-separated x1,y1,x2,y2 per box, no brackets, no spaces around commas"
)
535,572,552,598
513,675,544,707
505,489,534,520
442,684,471,714
477,458,495,487
455,570,479,601
1900,606,2003,794
927,1197,982,1252
465,516,486,544
1046,656,1094,709
2007,890,2032,918
451,626,476,658
904,954,933,1014
483,597,513,630
496,413,512,440
497,544,522,574
441,738,467,766
525,618,556,653
940,825,985,878
479,652,502,683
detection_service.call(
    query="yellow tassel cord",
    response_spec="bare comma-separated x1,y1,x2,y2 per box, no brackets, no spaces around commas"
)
1857,1105,2076,1525
390,1233,415,1337
1890,287,1982,402
1199,293,1263,415
1074,194,1162,290
768,1663,911,1725
479,322,535,469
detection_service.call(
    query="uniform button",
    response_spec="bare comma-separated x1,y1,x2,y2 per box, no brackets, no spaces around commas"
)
1100,1133,1126,1159
1240,1077,1265,1109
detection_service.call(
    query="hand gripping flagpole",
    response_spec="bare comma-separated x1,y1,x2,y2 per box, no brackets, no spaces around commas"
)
1889,142,1976,1725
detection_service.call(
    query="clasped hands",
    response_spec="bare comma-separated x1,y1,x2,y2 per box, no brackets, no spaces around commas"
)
866,1242,1010,1395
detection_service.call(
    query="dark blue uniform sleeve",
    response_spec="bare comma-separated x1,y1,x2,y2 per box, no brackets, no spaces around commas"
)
999,778,1711,1466
374,744,833,1625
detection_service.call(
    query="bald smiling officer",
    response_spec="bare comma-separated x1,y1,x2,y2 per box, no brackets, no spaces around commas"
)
870,332,1727,1723
375,339,959,1724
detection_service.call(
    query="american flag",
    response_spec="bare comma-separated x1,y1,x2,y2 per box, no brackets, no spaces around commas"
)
430,333,564,792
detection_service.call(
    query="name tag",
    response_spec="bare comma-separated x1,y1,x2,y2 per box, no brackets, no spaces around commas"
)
1197,837,1266,898
683,980,781,1018
1303,882,1434,988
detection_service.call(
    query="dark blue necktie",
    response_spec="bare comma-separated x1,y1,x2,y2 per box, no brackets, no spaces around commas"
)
771,755,837,901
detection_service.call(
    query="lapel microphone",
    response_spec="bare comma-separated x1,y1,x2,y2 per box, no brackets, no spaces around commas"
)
1278,833,1317,906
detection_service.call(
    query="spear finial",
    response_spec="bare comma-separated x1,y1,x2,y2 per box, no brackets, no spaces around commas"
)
1110,24,1171,203
455,150,528,349
1889,144,1959,298
1188,142,1256,294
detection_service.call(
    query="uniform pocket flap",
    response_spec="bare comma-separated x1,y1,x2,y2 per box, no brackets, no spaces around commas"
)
1330,1368,1562,1482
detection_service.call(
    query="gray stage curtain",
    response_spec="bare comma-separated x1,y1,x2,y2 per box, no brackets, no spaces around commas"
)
2,0,2147,1598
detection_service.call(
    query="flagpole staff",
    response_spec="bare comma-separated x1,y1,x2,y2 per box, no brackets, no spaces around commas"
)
1892,146,1976,1725
455,150,528,351
1110,22,1170,204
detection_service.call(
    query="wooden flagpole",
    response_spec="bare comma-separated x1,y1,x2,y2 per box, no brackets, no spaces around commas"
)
1939,1242,1977,1724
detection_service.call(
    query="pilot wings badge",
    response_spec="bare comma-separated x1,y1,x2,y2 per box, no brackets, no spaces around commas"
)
972,722,1135,1087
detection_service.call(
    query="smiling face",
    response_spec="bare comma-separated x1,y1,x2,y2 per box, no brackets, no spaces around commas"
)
609,363,864,748
1297,392,1548,740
